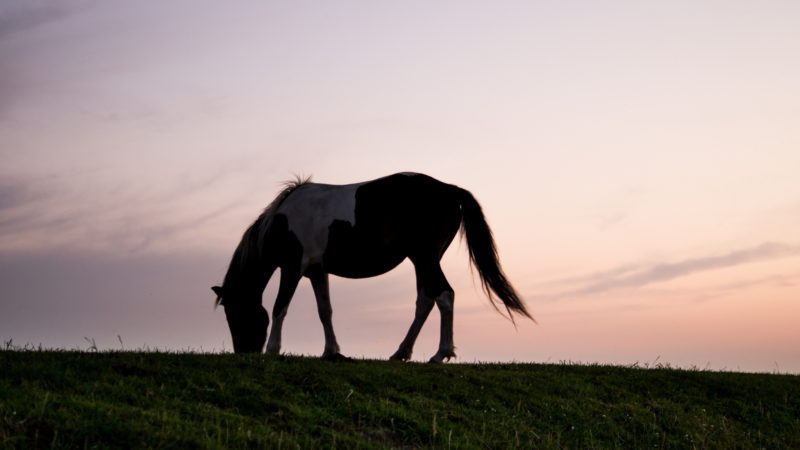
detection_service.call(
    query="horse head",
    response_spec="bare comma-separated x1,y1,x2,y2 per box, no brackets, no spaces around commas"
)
212,285,269,353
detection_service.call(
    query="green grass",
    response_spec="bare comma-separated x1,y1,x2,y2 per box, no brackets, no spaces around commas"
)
1,351,798,448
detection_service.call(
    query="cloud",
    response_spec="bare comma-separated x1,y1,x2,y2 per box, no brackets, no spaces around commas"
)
532,242,800,300
0,175,68,234
0,161,277,256
682,273,800,304
0,1,87,39
0,177,34,210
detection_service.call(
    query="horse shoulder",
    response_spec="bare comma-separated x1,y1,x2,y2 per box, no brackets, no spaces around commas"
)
277,183,362,269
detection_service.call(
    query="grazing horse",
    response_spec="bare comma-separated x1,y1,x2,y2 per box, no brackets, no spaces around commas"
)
212,172,532,363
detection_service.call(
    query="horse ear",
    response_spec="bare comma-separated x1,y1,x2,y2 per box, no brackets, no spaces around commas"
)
212,286,224,309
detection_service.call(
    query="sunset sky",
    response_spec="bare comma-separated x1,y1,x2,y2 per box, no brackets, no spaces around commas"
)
2,1,798,372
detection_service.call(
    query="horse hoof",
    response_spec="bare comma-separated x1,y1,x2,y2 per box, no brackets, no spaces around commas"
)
428,357,451,364
429,351,456,364
322,352,353,362
389,350,411,361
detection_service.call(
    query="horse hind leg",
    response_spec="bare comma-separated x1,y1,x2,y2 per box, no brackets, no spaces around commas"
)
429,289,456,363
391,260,455,363
389,289,435,361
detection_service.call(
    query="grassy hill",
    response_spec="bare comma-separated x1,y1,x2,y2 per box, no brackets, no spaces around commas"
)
1,351,798,448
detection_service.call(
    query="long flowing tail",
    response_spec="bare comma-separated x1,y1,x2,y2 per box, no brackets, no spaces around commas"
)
457,187,535,324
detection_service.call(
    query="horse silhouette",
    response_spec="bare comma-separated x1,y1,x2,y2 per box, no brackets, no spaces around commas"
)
212,172,532,363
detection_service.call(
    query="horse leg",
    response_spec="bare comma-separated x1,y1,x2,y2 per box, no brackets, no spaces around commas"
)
389,289,435,361
430,289,456,363
390,260,454,362
265,270,301,355
309,271,348,360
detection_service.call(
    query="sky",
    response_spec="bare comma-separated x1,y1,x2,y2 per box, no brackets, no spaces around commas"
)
1,1,799,373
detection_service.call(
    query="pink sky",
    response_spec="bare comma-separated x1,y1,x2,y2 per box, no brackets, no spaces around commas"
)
1,1,799,372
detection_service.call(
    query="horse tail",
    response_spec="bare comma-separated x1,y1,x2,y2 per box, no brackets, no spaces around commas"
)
456,187,535,324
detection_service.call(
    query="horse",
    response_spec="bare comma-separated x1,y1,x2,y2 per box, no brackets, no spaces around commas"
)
212,172,533,363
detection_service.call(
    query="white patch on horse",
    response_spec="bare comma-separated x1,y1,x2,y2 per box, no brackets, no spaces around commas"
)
277,182,362,271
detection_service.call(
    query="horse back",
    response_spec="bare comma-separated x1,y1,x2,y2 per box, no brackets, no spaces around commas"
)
275,173,462,277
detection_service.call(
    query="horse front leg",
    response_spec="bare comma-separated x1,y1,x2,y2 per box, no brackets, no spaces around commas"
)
265,269,301,355
309,270,349,361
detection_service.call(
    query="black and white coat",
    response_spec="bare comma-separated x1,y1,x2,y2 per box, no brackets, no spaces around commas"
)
213,172,532,363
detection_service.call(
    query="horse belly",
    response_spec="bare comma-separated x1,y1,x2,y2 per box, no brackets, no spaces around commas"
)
322,220,407,278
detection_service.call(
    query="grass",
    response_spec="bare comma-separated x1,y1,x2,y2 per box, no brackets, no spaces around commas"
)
1,350,798,449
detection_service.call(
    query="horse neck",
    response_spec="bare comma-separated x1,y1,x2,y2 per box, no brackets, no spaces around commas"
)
222,248,276,304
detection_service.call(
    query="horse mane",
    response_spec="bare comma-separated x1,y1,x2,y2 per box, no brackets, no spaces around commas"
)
253,175,312,253
215,175,312,307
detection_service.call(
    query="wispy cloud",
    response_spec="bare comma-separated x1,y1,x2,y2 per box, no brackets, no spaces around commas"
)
0,174,70,235
0,1,87,39
0,165,255,256
0,176,37,210
531,242,800,301
681,273,800,304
